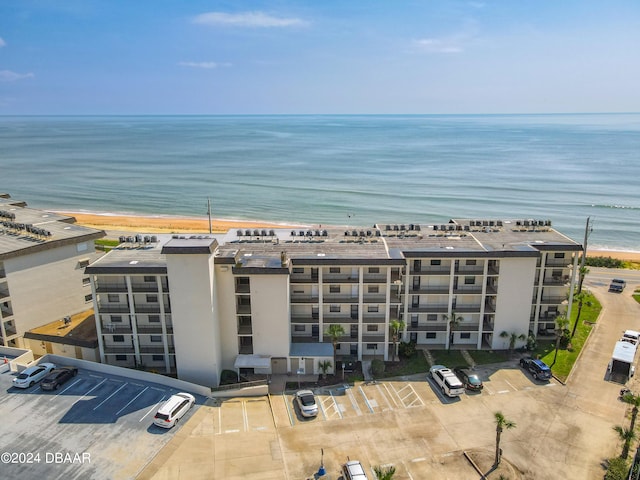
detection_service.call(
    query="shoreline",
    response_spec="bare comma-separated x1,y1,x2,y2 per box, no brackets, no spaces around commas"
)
60,211,640,262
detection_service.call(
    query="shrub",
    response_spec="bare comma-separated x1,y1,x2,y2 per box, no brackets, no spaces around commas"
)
604,457,628,480
371,359,386,377
398,341,417,358
585,256,624,269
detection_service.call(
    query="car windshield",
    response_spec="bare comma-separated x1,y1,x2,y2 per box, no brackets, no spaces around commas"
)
300,395,315,406
468,375,481,385
155,413,169,420
17,373,28,379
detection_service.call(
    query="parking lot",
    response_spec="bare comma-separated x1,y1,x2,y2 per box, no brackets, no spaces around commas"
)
0,366,205,480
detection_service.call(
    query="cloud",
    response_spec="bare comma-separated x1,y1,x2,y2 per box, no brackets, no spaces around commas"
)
193,11,308,28
414,38,463,53
178,61,231,69
0,70,35,81
0,37,6,47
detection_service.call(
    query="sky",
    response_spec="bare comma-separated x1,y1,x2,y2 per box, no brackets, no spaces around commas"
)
0,0,639,114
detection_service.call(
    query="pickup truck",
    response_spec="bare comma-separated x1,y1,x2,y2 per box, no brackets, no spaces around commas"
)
609,278,626,293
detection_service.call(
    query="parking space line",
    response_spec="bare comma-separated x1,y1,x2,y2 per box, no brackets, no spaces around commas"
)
89,374,103,379
406,384,424,407
130,382,144,387
358,386,374,413
317,395,327,420
49,378,84,401
116,386,148,416
376,384,394,411
93,382,128,410
217,407,222,435
504,379,517,392
329,390,343,419
242,401,248,432
483,384,495,395
140,395,167,422
346,387,363,415
283,393,295,426
72,378,108,406
382,383,401,408
150,387,165,392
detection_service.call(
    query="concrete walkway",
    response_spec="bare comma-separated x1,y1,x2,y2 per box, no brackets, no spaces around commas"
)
269,373,319,394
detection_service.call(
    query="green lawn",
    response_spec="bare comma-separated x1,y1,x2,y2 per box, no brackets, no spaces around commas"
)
429,350,467,368
467,350,510,365
383,353,429,377
534,291,602,381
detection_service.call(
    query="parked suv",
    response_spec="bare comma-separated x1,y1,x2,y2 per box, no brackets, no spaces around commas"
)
520,357,552,381
153,392,195,428
12,362,56,388
342,460,369,480
429,365,465,397
454,367,484,391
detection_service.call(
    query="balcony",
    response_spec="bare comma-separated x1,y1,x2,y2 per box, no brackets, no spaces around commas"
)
139,345,169,354
0,288,9,301
133,304,162,314
239,345,254,354
455,266,484,275
409,286,449,294
362,314,386,324
363,294,386,303
103,346,134,354
96,304,131,314
130,283,160,293
3,324,17,336
408,304,448,313
411,266,451,275
407,323,447,332
455,322,480,332
542,276,569,286
291,336,319,344
323,275,359,283
322,294,359,304
323,314,359,324
363,274,387,283
454,304,482,313
101,323,133,334
290,294,319,304
539,296,568,305
290,275,319,284
238,324,253,335
544,258,572,267
95,284,128,293
236,305,252,314
453,286,483,295
362,333,386,342
136,325,163,334
235,284,250,294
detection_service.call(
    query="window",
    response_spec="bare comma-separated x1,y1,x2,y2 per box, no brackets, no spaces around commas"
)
293,289,304,294
294,325,305,332
466,260,477,266
144,276,156,282
78,258,90,268
427,314,437,321
82,277,91,286
108,294,119,303
330,305,340,313
368,285,379,294
330,285,341,293
149,315,160,323
426,332,436,339
292,267,304,274
368,267,380,274
111,315,123,323
460,332,471,339
330,267,340,274
554,252,565,259
115,355,127,361
113,335,125,342
146,294,158,303
430,259,441,266
152,355,164,361
367,325,378,332
150,335,162,342
367,305,379,313
464,276,475,285
84,294,93,302
366,344,378,350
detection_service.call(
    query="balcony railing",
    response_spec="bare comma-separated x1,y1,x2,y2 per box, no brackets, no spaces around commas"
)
323,275,359,283
363,275,387,283
239,345,254,354
323,314,359,324
136,325,163,334
133,304,162,314
363,294,386,303
538,296,567,305
101,324,133,334
103,346,134,354
290,314,319,324
410,286,449,294
290,295,319,304
455,266,484,275
408,304,448,313
322,294,359,303
235,284,250,294
362,314,385,323
454,304,482,313
453,286,483,294
362,334,386,342
291,336,319,344
236,305,252,314
96,304,131,314
290,276,319,284
411,266,451,275
238,325,253,335
407,323,447,332
455,323,480,332
95,284,128,293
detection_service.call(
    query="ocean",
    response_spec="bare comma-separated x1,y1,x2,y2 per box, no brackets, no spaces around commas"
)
1,114,639,252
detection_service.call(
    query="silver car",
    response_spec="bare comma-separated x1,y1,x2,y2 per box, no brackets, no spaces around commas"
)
295,389,318,418
12,362,56,388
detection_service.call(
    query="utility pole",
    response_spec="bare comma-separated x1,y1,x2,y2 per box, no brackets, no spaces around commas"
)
207,198,212,234
577,217,592,294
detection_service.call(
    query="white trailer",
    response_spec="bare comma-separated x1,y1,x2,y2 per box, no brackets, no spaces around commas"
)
609,340,637,383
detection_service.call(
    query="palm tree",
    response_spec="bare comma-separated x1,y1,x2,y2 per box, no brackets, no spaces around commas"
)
494,411,516,467
499,331,526,355
613,425,637,459
389,319,406,362
577,264,590,294
318,360,331,379
373,465,396,480
622,392,640,432
444,311,463,351
570,291,592,338
325,324,345,367
551,314,569,367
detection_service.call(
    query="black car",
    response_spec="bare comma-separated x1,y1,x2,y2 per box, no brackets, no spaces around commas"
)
453,367,483,391
40,366,78,391
519,357,552,381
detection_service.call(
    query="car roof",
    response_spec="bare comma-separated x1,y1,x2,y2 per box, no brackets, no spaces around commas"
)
532,359,550,369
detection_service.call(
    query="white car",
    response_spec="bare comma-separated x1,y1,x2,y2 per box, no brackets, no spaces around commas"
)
295,389,318,418
153,392,196,428
343,460,369,480
12,362,56,388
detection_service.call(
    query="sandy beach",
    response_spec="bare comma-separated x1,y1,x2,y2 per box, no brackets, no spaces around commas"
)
61,211,640,262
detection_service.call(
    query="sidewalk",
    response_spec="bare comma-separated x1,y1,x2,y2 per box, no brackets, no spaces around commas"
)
269,373,319,394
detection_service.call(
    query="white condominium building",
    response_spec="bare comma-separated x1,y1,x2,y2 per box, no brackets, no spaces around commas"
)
0,195,105,349
86,219,581,388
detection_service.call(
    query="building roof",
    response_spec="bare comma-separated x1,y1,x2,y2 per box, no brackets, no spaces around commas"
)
290,342,334,357
0,198,105,261
24,310,98,348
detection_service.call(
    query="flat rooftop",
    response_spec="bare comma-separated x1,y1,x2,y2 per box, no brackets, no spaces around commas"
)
25,309,98,348
0,198,105,260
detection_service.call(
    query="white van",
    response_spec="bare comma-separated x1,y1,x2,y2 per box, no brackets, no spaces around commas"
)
153,392,195,428
429,365,465,397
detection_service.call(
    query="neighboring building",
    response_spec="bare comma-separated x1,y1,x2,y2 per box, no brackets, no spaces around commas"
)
23,310,99,362
0,195,105,349
86,219,581,388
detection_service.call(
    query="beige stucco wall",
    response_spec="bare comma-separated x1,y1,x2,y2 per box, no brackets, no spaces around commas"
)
250,274,290,359
4,242,99,343
166,252,220,387
492,256,537,349
213,264,239,371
